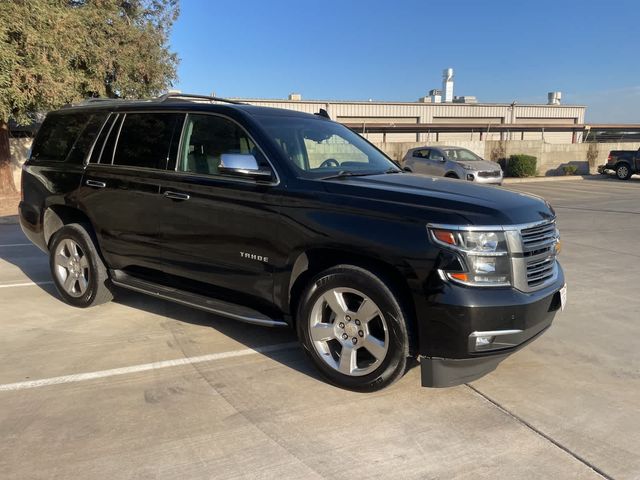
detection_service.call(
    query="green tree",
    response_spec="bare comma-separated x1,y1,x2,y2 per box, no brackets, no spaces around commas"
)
0,0,179,193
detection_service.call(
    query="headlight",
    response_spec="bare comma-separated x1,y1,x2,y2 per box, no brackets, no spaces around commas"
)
461,164,475,170
429,227,511,287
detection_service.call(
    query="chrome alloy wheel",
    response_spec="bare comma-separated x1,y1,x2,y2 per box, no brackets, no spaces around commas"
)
617,165,629,179
53,239,90,298
309,287,389,376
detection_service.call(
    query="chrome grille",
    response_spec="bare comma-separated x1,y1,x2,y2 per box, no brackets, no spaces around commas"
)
478,170,501,178
526,256,555,287
520,221,558,289
521,222,557,252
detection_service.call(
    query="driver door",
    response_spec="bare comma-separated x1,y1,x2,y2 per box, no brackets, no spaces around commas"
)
156,113,283,306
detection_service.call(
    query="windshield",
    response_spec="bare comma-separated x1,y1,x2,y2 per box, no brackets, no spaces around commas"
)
443,148,483,162
256,115,399,178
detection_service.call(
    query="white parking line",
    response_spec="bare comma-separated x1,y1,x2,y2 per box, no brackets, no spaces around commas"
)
0,281,54,289
0,243,33,247
0,342,299,392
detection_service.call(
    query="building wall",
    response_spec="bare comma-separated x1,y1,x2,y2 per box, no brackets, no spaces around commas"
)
240,98,586,144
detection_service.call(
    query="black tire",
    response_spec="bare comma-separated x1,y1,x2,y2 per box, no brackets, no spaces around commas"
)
296,265,411,392
616,163,632,180
49,223,113,308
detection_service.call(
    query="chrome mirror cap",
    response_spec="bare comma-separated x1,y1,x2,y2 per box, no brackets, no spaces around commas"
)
219,154,272,180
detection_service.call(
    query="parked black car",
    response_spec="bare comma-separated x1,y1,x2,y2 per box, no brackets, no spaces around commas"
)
20,94,566,391
600,148,640,179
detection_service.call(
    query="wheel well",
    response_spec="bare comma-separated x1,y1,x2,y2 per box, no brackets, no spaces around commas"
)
615,161,631,169
44,205,94,248
445,172,459,178
288,249,418,354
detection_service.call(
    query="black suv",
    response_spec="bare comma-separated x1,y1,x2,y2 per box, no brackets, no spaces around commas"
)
20,93,566,391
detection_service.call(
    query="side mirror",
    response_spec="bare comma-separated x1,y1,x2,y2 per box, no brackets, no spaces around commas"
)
219,154,273,181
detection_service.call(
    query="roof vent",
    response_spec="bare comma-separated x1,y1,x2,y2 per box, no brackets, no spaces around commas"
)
547,91,562,105
288,93,302,101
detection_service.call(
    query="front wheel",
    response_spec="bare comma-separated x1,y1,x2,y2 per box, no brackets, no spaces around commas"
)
297,265,411,392
616,163,632,180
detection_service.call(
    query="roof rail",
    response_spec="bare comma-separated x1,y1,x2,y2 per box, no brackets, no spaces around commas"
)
157,93,245,105
69,93,244,108
69,97,153,108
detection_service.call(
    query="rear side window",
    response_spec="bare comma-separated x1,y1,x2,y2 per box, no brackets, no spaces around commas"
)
30,113,92,162
88,114,118,164
113,113,183,169
66,113,108,164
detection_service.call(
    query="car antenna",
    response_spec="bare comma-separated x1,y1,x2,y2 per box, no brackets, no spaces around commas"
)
315,109,330,119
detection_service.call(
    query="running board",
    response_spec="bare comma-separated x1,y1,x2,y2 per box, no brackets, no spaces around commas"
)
109,270,288,328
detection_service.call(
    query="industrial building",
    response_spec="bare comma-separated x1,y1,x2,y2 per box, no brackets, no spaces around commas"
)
236,68,587,144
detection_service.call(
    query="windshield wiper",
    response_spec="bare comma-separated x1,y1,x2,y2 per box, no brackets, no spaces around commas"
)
320,170,378,180
321,168,401,180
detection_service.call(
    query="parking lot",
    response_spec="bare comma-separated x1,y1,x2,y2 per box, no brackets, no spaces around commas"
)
0,177,638,480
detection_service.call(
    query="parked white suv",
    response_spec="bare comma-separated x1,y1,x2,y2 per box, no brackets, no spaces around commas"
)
403,146,503,185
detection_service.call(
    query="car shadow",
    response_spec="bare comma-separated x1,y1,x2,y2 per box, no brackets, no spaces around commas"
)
0,221,325,386
108,286,325,384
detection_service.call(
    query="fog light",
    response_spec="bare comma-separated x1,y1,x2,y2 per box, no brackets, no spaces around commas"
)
475,335,494,348
467,173,475,181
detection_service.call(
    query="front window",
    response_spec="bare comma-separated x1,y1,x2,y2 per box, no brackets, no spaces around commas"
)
178,114,269,176
443,148,482,162
257,115,398,178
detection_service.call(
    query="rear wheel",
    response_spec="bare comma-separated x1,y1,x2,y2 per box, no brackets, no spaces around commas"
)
616,163,632,180
297,265,410,392
49,223,113,308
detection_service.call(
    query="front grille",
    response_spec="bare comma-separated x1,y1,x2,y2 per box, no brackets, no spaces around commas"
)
521,222,557,252
526,256,555,287
478,170,501,178
520,221,558,289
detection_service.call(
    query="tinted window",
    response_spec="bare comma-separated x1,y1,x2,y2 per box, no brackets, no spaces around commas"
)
113,113,183,169
413,149,429,158
179,114,266,175
99,114,124,164
66,113,108,164
89,114,117,164
31,113,91,162
257,115,397,178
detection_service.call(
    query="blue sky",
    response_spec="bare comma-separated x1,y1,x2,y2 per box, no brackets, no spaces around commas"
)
170,0,640,122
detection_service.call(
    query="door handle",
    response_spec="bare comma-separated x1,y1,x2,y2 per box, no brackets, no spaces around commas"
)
163,191,190,201
85,180,106,188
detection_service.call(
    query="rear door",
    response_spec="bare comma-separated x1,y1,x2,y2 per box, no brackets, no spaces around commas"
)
156,113,282,308
78,111,184,276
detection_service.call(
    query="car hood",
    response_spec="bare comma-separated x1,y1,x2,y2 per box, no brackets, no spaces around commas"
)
321,173,554,226
456,159,502,172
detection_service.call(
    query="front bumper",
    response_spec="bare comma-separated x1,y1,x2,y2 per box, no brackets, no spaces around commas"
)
468,172,504,185
417,266,564,387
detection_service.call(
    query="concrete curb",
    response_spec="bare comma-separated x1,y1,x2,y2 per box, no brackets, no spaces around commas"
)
503,175,607,184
